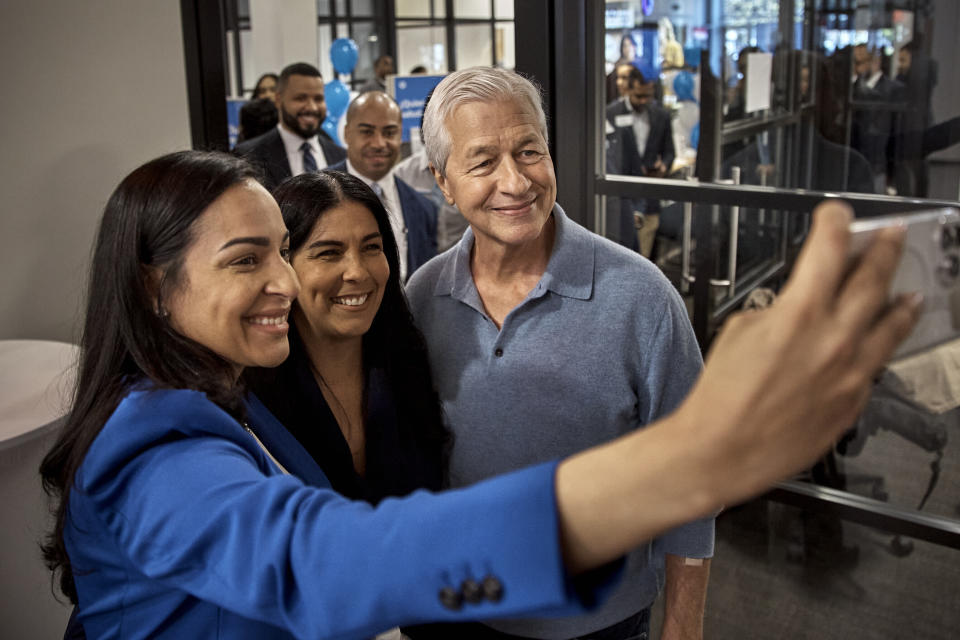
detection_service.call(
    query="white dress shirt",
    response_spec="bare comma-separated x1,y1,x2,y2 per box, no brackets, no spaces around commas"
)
276,124,329,176
346,159,409,281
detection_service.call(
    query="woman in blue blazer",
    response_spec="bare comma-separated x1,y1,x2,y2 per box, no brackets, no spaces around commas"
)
40,150,916,639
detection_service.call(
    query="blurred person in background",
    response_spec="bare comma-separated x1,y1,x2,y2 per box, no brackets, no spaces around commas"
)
236,97,279,145
361,54,396,94
606,66,676,257
851,44,903,193
252,72,279,101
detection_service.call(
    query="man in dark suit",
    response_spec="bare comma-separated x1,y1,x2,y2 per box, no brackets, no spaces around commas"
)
851,45,903,194
235,62,346,191
331,91,436,281
894,40,939,196
606,66,675,257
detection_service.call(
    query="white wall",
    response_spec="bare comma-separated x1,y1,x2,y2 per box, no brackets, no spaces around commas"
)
249,0,318,86
0,0,192,343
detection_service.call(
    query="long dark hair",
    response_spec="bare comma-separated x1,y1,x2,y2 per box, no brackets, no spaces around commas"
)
271,170,448,461
252,72,279,98
39,150,260,603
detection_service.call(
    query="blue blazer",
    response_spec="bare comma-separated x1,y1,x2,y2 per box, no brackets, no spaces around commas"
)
66,387,617,639
329,160,438,280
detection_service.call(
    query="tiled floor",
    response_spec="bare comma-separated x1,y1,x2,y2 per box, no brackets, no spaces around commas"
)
651,395,960,639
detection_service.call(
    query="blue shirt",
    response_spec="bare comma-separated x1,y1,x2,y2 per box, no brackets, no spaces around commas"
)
407,204,714,638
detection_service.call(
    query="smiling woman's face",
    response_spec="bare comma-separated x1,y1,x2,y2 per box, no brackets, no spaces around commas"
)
162,180,299,377
291,200,390,347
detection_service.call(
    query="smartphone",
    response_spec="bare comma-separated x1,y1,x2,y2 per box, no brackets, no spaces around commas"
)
849,207,960,360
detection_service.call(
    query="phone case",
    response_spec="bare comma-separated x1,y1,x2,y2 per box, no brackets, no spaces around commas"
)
849,207,960,359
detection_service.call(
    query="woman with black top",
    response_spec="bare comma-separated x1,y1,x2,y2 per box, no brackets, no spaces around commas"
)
244,170,448,504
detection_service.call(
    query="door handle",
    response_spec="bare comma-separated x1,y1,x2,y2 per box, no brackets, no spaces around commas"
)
682,167,740,296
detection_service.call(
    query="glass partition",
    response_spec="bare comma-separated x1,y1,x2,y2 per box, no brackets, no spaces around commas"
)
601,0,960,201
597,0,960,335
588,5,960,605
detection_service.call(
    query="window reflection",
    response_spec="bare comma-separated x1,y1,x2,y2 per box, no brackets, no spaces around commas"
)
602,0,960,201
396,23,447,73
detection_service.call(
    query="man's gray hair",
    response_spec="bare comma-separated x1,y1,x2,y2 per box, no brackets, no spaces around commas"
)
423,67,548,176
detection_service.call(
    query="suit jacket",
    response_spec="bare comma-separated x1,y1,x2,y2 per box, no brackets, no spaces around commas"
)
606,100,676,175
66,386,619,639
851,74,904,175
329,160,438,279
605,100,675,214
235,127,347,191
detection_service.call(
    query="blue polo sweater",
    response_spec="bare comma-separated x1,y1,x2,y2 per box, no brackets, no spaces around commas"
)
406,204,714,638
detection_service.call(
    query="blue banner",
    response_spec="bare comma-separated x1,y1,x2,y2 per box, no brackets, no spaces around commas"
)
390,74,445,143
227,98,246,149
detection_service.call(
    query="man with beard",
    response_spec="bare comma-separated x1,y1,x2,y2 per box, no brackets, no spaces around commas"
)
330,91,436,281
236,62,346,191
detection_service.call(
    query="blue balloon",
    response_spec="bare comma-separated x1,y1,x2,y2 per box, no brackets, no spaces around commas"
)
638,61,659,85
683,46,702,69
690,123,700,149
674,71,696,103
325,79,350,118
322,115,341,146
330,38,358,75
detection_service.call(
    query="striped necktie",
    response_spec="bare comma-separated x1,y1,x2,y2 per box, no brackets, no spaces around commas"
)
370,181,384,202
300,142,318,173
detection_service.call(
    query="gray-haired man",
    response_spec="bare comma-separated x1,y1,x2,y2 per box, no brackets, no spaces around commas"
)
406,67,713,639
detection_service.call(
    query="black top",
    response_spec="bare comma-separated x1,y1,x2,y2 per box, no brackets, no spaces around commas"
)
244,325,444,504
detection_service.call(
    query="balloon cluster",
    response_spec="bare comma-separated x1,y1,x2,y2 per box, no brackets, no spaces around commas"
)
324,38,358,146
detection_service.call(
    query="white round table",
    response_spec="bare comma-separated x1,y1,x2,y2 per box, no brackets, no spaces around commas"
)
0,340,79,637
0,339,79,450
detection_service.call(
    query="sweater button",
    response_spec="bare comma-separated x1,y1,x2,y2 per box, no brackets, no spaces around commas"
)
494,348,503,357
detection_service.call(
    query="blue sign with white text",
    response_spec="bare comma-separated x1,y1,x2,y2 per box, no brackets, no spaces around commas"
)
390,74,445,143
